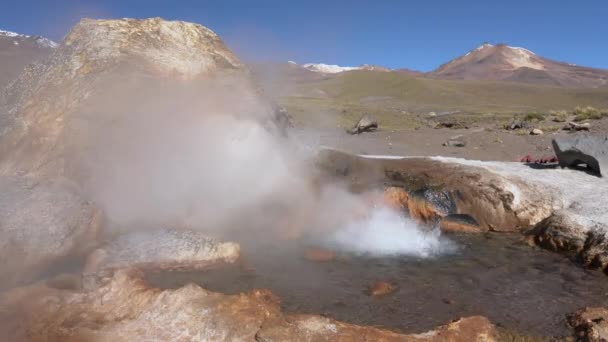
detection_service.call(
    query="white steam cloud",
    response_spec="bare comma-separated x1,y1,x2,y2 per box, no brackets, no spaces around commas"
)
329,206,456,257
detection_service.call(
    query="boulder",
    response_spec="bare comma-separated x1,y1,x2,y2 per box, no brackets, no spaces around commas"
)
530,128,544,135
443,135,467,147
347,114,378,134
84,228,240,274
0,176,101,289
552,135,608,176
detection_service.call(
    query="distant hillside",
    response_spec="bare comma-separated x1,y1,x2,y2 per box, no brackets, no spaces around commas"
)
262,70,608,129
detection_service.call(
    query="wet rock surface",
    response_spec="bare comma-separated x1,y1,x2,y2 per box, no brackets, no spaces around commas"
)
0,176,101,289
440,214,482,233
368,281,396,296
317,149,556,232
257,315,497,342
0,268,499,342
84,228,240,274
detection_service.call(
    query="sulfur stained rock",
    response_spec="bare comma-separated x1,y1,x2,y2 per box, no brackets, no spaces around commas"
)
368,281,396,297
383,186,409,210
0,269,498,342
440,214,482,233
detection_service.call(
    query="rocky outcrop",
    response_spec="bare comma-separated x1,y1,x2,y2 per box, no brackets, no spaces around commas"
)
316,150,556,232
0,18,279,179
84,229,240,274
553,135,608,176
0,176,101,289
0,268,498,341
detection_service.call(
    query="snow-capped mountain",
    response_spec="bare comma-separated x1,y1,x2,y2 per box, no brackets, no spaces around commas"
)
1,29,58,89
291,61,391,74
0,29,58,48
431,43,608,87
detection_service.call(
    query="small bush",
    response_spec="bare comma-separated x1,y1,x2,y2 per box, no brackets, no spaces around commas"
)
550,110,568,122
523,112,545,122
573,106,602,121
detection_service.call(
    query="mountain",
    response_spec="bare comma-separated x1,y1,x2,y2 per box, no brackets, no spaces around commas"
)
430,43,608,88
0,30,57,89
292,62,391,74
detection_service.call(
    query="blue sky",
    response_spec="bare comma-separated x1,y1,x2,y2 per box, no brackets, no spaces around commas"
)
2,0,607,71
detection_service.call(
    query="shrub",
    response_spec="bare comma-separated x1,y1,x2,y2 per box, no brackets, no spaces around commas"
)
550,110,568,122
573,106,602,121
523,112,545,122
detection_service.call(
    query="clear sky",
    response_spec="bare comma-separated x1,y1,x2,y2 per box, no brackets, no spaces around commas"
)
2,0,607,71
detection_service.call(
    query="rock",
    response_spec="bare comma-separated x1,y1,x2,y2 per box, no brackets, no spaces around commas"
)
569,307,608,342
505,119,531,130
530,128,544,135
0,268,498,341
440,214,482,233
0,18,278,178
530,212,588,257
368,281,396,296
407,188,456,222
434,121,468,129
316,150,558,232
347,114,378,134
0,269,281,341
0,176,101,289
428,111,437,117
564,121,591,131
581,231,608,271
83,228,240,274
382,186,409,210
258,314,498,342
304,248,336,262
552,135,608,176
443,135,467,147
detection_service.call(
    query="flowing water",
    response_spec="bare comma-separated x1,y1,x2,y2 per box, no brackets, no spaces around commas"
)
146,232,608,338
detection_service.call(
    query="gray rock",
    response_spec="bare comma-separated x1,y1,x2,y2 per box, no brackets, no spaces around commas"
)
552,135,608,176
443,135,467,147
0,176,101,288
84,228,240,274
347,114,378,134
505,119,531,131
563,121,591,131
